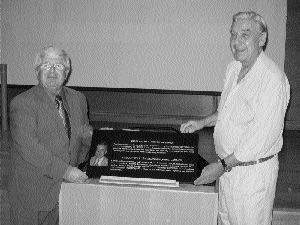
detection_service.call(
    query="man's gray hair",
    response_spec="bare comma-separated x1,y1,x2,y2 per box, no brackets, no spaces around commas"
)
34,46,71,75
233,11,268,36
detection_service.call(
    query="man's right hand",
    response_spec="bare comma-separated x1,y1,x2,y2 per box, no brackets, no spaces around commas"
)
63,166,88,183
180,120,205,133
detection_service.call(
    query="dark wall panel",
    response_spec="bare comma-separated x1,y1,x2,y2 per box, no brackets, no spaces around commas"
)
285,0,300,129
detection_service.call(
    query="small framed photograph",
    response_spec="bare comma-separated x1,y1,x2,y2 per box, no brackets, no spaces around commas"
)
83,129,113,178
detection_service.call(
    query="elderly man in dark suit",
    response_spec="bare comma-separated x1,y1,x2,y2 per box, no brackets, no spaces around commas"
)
8,46,92,225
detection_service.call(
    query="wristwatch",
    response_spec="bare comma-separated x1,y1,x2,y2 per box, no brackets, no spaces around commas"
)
220,158,232,172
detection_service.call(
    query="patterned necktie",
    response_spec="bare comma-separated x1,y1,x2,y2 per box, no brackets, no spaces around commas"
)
55,95,71,139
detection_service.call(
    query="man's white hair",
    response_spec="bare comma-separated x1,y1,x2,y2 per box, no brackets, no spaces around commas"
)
34,46,71,75
233,11,268,36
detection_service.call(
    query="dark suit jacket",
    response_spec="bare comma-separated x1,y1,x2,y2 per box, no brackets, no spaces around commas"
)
9,85,91,211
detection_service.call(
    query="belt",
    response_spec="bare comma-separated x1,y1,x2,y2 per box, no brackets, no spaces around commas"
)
239,154,276,166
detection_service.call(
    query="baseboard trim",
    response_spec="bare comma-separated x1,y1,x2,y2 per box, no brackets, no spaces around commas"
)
90,112,205,125
91,112,300,130
272,208,300,225
285,120,300,130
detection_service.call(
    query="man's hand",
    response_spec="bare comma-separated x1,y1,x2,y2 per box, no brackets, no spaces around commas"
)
180,120,205,133
63,167,88,183
194,162,224,185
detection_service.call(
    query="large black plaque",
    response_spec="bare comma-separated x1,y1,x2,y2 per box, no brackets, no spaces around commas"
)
84,129,208,183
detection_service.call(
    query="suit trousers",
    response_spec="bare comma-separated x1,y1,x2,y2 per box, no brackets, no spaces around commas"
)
10,203,59,225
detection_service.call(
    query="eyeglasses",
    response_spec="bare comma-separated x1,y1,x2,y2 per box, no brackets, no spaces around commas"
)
40,63,65,71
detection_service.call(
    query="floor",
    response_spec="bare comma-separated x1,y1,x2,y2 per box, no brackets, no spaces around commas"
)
1,128,299,224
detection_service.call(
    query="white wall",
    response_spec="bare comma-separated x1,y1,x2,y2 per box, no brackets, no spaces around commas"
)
1,0,286,92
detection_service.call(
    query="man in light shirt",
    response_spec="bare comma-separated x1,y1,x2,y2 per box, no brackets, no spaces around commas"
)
181,11,290,225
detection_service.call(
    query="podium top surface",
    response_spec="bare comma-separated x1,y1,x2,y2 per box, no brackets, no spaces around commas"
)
62,179,217,194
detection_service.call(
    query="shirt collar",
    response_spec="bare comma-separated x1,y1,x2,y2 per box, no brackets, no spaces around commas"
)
38,84,66,102
236,51,265,83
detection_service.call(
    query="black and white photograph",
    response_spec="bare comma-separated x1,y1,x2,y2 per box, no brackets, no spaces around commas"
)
1,1,299,225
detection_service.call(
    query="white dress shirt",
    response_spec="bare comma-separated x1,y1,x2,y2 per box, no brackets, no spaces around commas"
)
214,52,290,162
